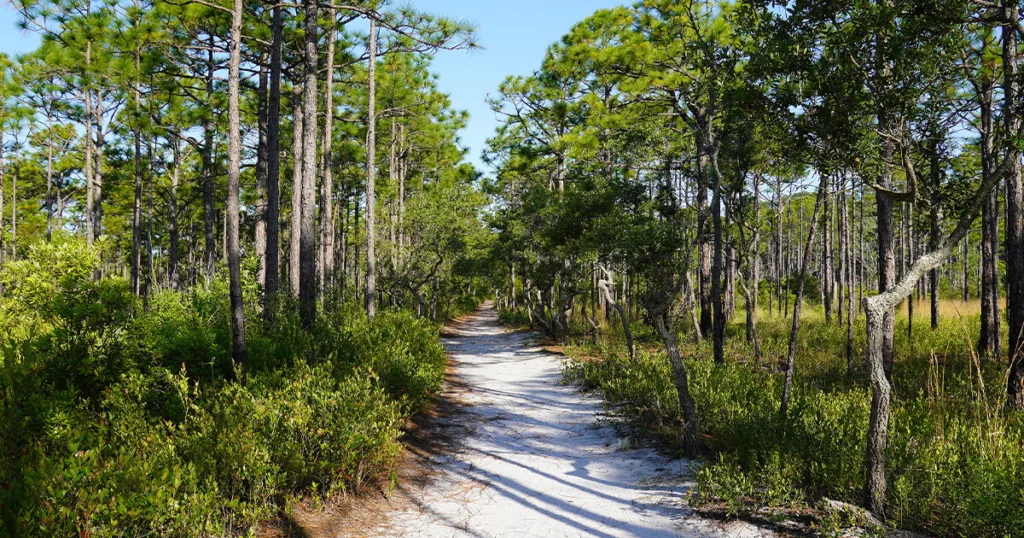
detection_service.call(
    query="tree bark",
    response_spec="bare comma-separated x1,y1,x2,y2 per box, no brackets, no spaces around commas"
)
697,128,712,335
651,311,701,458
203,32,216,281
290,86,303,297
319,10,337,292
1003,0,1024,408
823,186,834,323
255,58,269,289
264,2,283,311
84,40,95,247
365,17,378,321
927,137,941,330
863,116,1016,518
226,0,246,374
168,140,181,290
0,132,5,265
598,267,634,360
876,109,898,379
299,0,320,330
979,63,999,354
711,145,725,364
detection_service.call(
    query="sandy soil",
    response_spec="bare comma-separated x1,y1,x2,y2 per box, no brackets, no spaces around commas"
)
358,302,775,538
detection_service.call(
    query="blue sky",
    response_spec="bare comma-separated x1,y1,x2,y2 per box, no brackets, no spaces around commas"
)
0,1,623,174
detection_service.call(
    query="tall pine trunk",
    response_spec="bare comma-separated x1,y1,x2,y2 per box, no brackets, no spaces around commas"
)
290,87,304,297
365,18,378,321
299,0,320,330
264,3,283,311
1003,0,1024,408
226,0,246,375
319,10,337,292
203,32,216,281
255,59,269,288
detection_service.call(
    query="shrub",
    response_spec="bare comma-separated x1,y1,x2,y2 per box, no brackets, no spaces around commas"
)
563,307,1024,537
0,237,451,536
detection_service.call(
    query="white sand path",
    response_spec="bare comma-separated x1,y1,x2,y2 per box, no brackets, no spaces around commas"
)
367,303,773,538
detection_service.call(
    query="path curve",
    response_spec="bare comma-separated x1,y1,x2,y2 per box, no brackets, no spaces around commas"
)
368,303,771,538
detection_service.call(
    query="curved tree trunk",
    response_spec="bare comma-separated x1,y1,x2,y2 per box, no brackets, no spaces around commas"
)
651,311,701,458
598,266,634,360
863,123,1013,518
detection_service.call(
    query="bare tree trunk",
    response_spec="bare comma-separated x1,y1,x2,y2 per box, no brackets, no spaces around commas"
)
785,195,792,317
398,124,406,266
747,173,761,345
84,41,95,247
203,32,216,281
697,140,712,336
9,165,14,260
686,273,703,343
876,109,898,380
365,18,378,321
711,145,725,364
290,86,303,297
823,186,833,323
863,117,1014,518
780,174,828,417
1,133,6,265
651,311,701,458
93,90,106,250
859,180,866,311
319,10,337,292
255,58,269,289
907,203,915,339
226,0,246,374
844,175,854,373
264,2,283,311
45,108,54,242
776,180,784,316
725,244,736,321
598,267,634,360
299,0,320,330
980,66,999,354
168,140,181,290
132,57,142,296
999,0,1024,408
144,109,154,309
928,137,941,330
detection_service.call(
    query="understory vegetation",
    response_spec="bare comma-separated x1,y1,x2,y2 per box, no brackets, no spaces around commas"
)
557,302,1024,537
0,238,453,536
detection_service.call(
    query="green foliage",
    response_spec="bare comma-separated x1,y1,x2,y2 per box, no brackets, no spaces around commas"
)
0,238,448,536
563,306,1024,537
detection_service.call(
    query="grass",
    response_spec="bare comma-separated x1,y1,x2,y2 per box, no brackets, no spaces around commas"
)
552,296,1024,537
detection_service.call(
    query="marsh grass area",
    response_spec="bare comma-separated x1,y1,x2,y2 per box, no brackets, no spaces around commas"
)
554,299,1023,537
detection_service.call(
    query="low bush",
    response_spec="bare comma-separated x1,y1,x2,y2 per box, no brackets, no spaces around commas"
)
561,306,1024,537
0,238,449,536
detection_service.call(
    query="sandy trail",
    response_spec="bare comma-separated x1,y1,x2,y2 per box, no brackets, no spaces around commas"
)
367,303,771,538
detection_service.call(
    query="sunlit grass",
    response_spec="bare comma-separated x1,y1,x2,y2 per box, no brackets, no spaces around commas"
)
557,296,1024,536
